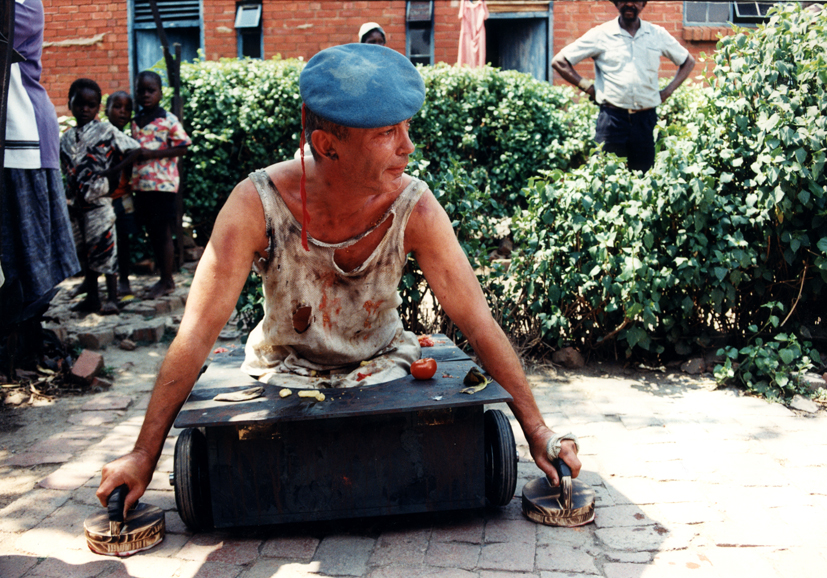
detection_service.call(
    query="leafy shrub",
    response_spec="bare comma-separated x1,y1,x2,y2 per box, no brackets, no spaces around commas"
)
499,4,827,374
178,56,304,241
413,64,596,211
714,303,822,401
175,59,598,337
176,59,596,243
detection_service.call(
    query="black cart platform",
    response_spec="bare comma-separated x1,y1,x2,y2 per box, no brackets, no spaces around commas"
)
171,335,517,530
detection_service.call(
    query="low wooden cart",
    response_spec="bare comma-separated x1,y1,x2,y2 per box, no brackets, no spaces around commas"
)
170,335,517,530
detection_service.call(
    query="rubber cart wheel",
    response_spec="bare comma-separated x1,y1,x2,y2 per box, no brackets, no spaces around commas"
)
173,427,213,531
484,409,517,507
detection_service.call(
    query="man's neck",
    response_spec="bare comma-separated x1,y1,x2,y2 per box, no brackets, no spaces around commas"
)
618,15,641,36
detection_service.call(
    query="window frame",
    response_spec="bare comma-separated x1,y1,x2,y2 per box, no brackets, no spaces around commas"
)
235,2,264,60
128,0,204,83
406,0,435,66
683,1,780,27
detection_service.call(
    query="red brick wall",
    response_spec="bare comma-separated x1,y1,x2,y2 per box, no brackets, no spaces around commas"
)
199,1,461,64
39,1,725,116
552,1,722,84
41,0,132,118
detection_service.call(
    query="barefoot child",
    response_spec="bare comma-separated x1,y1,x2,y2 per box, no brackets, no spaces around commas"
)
131,71,190,300
105,91,138,299
60,79,141,314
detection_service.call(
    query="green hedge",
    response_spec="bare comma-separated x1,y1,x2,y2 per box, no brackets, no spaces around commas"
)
175,4,826,401
176,59,595,242
173,58,597,338
498,3,825,399
178,56,304,241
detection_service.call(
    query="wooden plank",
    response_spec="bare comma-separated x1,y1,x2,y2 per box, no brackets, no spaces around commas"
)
174,334,510,428
488,1,550,13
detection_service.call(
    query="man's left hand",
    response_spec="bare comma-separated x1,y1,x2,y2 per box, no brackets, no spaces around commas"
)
526,425,582,485
659,88,672,103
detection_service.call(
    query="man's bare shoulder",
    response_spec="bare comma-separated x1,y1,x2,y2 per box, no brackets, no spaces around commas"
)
404,186,454,255
260,158,303,201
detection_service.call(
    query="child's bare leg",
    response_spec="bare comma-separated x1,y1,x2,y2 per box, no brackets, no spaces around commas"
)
147,220,175,300
117,230,132,296
70,273,95,298
72,271,101,312
100,274,119,314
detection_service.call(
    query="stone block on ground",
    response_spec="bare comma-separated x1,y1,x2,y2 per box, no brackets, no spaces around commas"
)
800,372,827,392
81,395,132,412
76,328,115,350
4,451,73,467
552,347,585,369
89,377,113,390
535,543,599,574
70,350,104,385
789,394,819,413
37,465,95,491
131,319,166,343
260,535,320,561
68,410,121,426
177,533,262,565
680,358,705,375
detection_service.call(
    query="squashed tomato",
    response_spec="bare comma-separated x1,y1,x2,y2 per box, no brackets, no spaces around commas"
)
418,334,435,347
410,358,437,380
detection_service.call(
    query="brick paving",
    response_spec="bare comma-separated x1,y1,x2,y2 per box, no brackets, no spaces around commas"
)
2,276,826,577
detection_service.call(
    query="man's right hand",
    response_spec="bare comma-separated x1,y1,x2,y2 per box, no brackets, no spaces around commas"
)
586,85,597,103
96,450,155,520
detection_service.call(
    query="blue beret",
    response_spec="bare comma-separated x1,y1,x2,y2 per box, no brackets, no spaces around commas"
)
300,43,425,129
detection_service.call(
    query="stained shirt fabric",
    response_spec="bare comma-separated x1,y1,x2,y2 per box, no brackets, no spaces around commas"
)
559,18,690,110
5,0,60,169
457,0,488,68
242,170,425,389
60,120,140,208
131,109,191,192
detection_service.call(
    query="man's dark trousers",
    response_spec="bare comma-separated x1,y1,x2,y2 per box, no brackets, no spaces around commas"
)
595,106,658,172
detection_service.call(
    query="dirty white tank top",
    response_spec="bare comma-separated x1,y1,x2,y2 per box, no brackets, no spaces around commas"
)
241,170,425,389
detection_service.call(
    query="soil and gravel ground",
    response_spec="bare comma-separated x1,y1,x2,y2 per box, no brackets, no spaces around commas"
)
2,268,827,577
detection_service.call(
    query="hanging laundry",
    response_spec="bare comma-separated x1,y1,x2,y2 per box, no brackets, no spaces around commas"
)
457,0,489,68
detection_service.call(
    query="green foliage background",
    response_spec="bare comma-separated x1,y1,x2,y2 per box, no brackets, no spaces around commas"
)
499,3,826,399
173,4,825,401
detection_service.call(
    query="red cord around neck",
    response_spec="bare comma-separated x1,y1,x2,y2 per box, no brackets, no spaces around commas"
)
299,104,311,251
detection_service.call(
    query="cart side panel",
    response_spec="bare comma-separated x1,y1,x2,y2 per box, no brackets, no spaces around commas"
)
206,407,485,527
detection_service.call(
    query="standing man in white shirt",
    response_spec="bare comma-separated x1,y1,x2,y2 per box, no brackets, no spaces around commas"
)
552,1,695,172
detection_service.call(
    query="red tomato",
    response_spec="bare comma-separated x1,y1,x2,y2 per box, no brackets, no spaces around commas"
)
411,358,437,380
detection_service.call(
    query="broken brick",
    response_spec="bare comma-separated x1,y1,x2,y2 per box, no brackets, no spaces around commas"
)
70,350,104,385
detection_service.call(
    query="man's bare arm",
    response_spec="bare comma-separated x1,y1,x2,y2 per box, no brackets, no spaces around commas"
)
405,191,581,484
551,54,597,101
96,179,267,515
660,54,696,103
140,144,189,161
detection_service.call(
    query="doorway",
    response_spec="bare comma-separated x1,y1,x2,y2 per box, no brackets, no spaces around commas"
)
485,12,552,81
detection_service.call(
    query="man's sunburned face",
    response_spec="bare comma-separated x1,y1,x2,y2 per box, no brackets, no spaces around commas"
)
335,119,415,194
107,96,133,130
70,88,101,128
136,77,162,110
